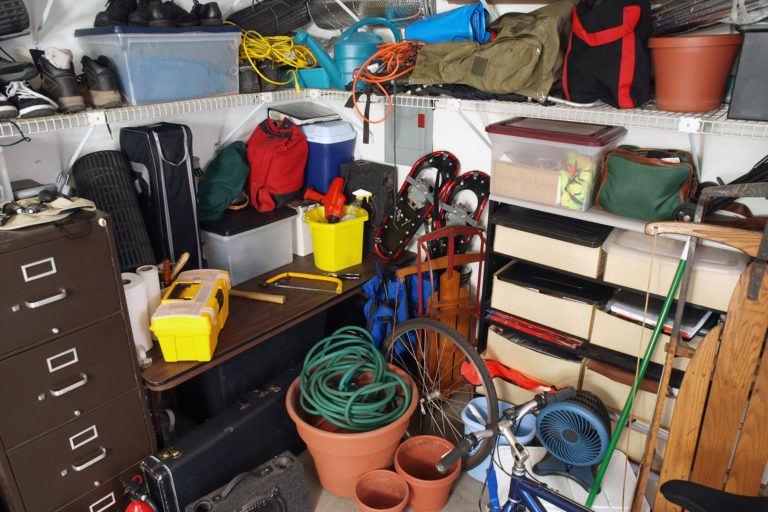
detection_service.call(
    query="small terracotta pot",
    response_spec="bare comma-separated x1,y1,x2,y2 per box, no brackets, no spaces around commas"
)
650,34,743,112
394,435,461,512
285,365,418,498
354,470,409,512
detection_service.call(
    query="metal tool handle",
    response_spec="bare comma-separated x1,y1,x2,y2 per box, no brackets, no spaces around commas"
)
71,447,107,472
49,373,88,397
265,272,343,294
25,288,67,309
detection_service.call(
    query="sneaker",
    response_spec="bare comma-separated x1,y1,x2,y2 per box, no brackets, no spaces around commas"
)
5,81,57,119
30,48,85,113
81,56,122,109
0,92,18,119
94,0,138,27
0,60,38,83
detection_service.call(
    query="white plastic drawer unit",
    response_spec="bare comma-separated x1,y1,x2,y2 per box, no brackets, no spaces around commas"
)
602,228,749,311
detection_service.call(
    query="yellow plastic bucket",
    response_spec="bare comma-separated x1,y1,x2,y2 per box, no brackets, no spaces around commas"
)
305,206,368,272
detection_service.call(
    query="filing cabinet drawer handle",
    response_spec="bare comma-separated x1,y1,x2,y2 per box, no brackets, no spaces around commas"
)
72,447,107,472
49,373,89,397
24,288,67,309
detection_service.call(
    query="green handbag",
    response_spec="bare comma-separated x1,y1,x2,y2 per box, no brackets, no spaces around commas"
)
197,141,250,222
596,146,696,221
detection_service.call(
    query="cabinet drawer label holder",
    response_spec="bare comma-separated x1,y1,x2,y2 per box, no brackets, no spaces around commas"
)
21,257,57,282
47,347,79,373
69,425,98,451
90,492,116,512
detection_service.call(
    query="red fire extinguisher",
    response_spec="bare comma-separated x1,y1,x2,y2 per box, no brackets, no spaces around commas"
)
121,475,158,512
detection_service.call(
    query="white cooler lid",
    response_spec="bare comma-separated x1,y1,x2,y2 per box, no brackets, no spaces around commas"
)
302,120,356,144
604,229,750,276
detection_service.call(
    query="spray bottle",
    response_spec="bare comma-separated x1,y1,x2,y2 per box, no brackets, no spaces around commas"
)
342,189,372,222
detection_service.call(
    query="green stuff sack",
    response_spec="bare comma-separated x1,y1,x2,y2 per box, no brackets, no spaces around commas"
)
596,146,696,221
197,141,250,221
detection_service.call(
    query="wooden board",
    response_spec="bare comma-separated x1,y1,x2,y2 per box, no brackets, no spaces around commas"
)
653,324,722,512
690,263,768,488
725,350,768,495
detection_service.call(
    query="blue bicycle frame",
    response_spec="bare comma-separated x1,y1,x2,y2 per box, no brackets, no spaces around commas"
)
499,473,592,512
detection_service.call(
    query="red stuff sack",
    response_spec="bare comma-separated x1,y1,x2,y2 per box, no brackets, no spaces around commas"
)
247,118,307,212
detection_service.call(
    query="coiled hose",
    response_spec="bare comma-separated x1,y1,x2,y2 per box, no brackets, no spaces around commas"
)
300,327,411,432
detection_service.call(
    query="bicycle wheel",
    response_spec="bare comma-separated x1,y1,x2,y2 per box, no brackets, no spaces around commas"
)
383,317,498,469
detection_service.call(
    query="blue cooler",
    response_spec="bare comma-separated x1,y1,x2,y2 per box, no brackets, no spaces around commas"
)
302,121,356,194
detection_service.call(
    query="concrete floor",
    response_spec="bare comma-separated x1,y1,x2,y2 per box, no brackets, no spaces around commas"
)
299,451,488,512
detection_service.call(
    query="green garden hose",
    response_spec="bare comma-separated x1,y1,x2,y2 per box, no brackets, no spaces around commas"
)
300,326,411,432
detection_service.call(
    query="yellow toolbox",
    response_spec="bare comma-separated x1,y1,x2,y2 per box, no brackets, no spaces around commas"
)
150,269,231,362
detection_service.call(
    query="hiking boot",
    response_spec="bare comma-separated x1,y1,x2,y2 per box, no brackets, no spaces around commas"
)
148,1,198,27
191,0,222,25
81,56,122,109
94,0,138,27
0,91,18,119
5,81,57,119
30,48,85,113
127,0,152,26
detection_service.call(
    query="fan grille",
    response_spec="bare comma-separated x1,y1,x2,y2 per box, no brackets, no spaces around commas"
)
536,391,611,467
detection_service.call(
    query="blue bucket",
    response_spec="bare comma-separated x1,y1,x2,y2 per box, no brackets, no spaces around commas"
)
405,3,490,44
461,397,536,483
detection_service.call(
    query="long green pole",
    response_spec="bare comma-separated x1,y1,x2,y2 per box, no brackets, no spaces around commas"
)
585,243,690,508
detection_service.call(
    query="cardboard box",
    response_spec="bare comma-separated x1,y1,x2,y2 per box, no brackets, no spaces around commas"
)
590,310,697,371
603,229,749,311
485,328,582,389
494,224,606,279
491,262,598,339
491,160,560,205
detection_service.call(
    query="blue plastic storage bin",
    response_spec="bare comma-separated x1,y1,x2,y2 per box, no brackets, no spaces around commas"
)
74,26,241,105
302,121,356,194
462,397,536,483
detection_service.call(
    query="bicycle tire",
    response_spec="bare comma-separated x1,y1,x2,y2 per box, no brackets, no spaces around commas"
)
383,317,498,469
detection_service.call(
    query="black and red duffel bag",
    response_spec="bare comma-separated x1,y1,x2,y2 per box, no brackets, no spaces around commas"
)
563,0,651,109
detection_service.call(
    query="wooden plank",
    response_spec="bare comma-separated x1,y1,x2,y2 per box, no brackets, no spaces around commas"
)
691,263,768,488
644,222,761,257
725,350,768,495
653,324,722,512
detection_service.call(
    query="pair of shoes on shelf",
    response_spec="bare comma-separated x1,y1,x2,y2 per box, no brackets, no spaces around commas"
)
0,49,122,120
95,0,222,28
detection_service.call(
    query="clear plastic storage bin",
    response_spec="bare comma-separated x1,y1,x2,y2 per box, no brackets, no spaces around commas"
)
75,26,241,105
486,118,626,211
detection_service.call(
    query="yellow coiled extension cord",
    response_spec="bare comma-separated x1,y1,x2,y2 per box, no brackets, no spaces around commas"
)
227,22,317,91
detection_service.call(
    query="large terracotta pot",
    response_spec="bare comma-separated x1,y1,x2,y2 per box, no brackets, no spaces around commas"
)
394,435,461,512
354,470,409,512
285,366,418,498
650,34,743,112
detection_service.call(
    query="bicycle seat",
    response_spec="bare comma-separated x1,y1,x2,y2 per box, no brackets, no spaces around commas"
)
660,480,768,512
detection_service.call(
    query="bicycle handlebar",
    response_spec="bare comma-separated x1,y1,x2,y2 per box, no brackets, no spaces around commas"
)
435,387,578,474
436,435,476,474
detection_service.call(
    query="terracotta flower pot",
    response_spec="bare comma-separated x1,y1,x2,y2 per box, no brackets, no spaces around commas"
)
650,34,743,112
354,470,409,512
394,435,461,512
285,365,418,498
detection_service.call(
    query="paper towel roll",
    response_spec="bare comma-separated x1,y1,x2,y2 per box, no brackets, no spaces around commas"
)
122,272,153,354
136,264,162,316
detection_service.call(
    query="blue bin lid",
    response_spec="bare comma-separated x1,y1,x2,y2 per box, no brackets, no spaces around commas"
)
75,25,241,37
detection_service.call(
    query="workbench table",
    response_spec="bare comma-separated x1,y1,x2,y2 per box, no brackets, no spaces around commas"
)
141,254,379,392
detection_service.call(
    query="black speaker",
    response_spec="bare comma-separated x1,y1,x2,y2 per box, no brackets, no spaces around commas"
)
185,452,311,512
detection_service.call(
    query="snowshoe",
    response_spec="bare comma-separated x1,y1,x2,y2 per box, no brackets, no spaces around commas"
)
427,170,490,258
374,151,460,260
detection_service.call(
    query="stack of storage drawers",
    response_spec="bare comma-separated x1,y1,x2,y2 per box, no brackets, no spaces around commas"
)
483,204,745,461
0,212,154,512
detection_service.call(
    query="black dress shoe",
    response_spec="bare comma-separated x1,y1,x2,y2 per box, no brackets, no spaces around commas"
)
148,1,199,28
94,0,137,27
127,0,151,26
192,0,222,26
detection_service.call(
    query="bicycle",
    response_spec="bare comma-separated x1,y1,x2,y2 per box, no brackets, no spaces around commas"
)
434,388,768,512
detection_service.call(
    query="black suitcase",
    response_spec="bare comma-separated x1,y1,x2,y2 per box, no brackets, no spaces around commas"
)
140,368,303,512
341,160,397,253
121,123,203,268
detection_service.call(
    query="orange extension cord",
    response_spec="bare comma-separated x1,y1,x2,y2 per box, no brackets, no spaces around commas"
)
351,40,425,124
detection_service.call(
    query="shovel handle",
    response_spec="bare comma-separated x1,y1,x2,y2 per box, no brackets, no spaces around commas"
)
230,289,286,304
645,221,761,257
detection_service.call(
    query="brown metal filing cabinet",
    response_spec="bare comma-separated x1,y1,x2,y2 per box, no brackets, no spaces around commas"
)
0,211,155,512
